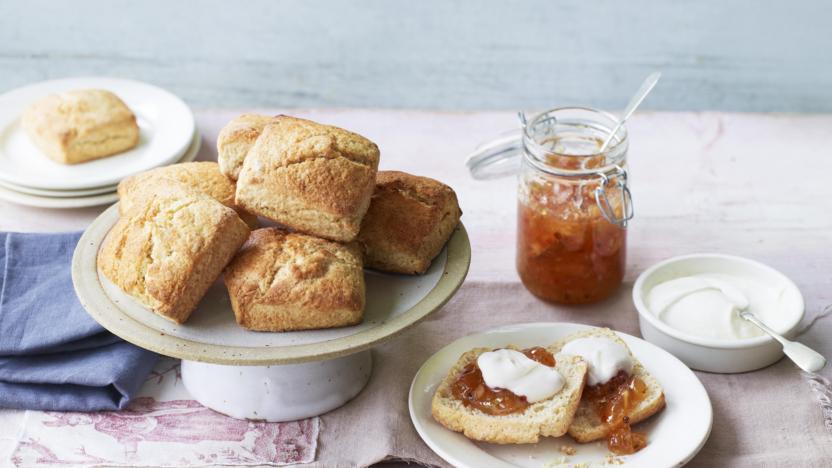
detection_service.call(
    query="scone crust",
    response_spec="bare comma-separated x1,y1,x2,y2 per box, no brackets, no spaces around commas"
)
358,171,462,274
22,89,139,164
224,227,365,331
216,113,275,180
98,184,250,324
235,116,380,242
118,161,258,228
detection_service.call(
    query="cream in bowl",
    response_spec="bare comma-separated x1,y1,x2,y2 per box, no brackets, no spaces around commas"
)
633,254,804,373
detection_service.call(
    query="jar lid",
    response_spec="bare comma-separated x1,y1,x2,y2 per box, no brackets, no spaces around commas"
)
466,108,628,180
465,126,524,180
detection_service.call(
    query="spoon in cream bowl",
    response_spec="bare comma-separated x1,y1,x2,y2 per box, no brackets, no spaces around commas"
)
739,310,826,373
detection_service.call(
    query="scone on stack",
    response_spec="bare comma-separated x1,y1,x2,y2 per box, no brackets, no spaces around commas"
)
232,116,380,242
22,89,139,164
220,114,463,332
99,184,250,324
358,171,462,274
117,161,259,229
216,113,275,180
224,228,365,331
99,112,461,332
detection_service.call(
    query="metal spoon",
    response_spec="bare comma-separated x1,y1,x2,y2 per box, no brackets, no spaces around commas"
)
740,311,826,373
598,71,662,153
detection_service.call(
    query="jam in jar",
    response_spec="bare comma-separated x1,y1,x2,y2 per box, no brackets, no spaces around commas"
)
467,107,634,303
450,347,555,416
515,108,632,304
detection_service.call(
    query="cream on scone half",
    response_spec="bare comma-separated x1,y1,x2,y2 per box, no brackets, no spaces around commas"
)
552,328,666,445
431,345,588,444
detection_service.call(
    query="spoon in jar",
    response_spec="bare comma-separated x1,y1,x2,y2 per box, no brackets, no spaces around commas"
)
598,72,662,153
739,310,826,373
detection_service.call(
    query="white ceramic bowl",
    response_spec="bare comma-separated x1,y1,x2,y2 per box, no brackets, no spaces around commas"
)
633,254,804,373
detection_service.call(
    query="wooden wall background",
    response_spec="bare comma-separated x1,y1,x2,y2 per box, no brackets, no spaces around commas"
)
1,0,829,111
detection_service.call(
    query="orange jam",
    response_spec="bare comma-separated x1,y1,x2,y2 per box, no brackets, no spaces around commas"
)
517,173,626,304
584,371,649,455
450,347,555,416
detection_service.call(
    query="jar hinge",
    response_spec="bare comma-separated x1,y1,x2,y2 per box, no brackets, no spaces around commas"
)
594,165,634,228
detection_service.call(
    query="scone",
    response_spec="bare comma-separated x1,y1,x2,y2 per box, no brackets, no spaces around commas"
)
118,161,259,228
235,116,380,242
224,227,365,331
431,346,588,444
98,184,250,324
552,328,666,444
216,113,275,180
358,171,461,274
22,89,139,164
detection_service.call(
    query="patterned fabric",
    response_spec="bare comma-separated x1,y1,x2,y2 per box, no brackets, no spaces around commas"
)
2,358,318,467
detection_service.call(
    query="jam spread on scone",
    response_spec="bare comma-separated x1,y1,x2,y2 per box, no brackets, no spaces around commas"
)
450,347,555,415
584,370,648,455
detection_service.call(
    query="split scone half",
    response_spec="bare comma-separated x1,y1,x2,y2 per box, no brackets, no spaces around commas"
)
118,161,259,229
431,346,588,444
234,116,380,242
22,89,139,164
224,227,365,332
552,328,666,444
98,184,250,324
216,113,276,181
357,171,462,275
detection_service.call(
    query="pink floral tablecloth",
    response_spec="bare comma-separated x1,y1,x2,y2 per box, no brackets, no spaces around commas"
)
3,358,318,467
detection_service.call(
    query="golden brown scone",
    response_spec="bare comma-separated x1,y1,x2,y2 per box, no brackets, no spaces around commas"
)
552,328,666,443
118,162,259,228
235,116,380,242
216,113,275,180
358,171,461,274
431,346,588,444
22,89,139,164
98,184,250,324
224,227,365,332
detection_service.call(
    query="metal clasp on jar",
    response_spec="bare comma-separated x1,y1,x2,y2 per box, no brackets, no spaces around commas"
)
594,165,634,228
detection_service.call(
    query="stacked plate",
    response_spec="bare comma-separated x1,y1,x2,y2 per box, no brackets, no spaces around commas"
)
0,77,198,208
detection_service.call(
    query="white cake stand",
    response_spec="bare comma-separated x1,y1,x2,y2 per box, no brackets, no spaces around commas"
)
72,204,470,421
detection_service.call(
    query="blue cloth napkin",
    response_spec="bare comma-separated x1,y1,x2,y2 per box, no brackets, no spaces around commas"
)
0,232,158,411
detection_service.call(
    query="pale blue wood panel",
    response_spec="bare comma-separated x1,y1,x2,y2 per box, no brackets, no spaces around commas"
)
1,0,830,111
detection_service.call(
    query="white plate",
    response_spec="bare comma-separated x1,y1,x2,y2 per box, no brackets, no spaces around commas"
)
0,179,117,197
0,77,194,190
409,323,712,468
0,130,200,208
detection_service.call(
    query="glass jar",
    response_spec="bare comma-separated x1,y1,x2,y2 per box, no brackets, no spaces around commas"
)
468,107,633,304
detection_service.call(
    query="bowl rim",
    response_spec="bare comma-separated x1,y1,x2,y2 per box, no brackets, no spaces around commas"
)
632,253,805,350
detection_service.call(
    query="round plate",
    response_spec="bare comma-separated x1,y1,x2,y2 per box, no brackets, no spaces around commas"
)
0,130,200,208
0,179,117,197
409,323,712,468
72,209,471,365
0,76,194,190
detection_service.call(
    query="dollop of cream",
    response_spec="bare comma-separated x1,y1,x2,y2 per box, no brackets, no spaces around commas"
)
646,273,788,340
476,349,565,403
560,337,633,386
